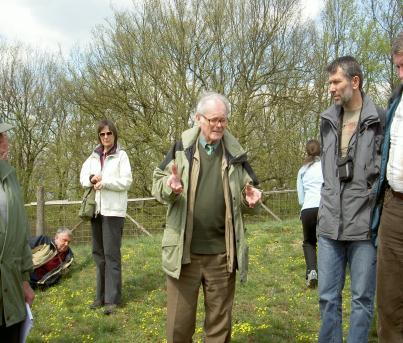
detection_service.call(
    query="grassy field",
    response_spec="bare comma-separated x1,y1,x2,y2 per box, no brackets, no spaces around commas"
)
27,218,378,342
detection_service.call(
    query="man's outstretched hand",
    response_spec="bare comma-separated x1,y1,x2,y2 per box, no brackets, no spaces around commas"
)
166,163,183,194
245,184,262,208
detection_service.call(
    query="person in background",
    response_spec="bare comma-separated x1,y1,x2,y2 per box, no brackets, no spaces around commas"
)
317,56,384,342
296,139,323,288
371,31,403,343
30,227,74,288
80,119,132,315
152,92,262,343
0,118,35,342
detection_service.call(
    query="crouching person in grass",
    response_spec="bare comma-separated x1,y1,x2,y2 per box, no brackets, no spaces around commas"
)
30,228,74,288
152,91,262,343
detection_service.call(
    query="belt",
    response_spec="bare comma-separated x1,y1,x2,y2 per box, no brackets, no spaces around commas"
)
391,189,403,200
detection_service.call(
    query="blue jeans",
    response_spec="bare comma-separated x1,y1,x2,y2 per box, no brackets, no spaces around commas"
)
318,236,376,343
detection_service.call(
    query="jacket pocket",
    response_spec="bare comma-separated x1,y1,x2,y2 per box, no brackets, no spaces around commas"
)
318,187,338,234
3,257,26,323
104,190,125,211
342,189,371,238
363,129,381,187
161,231,181,276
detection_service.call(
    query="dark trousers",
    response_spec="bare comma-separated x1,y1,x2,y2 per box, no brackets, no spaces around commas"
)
0,320,22,343
91,215,124,305
300,207,318,277
377,190,403,343
166,253,235,343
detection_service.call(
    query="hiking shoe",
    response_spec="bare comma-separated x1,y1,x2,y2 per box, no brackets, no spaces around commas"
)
307,270,318,288
89,300,104,310
104,304,117,315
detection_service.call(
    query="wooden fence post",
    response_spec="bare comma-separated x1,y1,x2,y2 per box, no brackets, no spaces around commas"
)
260,202,282,222
36,186,45,236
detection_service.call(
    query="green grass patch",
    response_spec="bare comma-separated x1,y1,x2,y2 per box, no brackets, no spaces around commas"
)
27,218,377,342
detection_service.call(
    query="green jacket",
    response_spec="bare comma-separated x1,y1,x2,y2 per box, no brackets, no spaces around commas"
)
152,126,259,283
0,160,33,327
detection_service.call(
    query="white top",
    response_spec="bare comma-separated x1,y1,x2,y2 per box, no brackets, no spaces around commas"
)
297,159,323,211
387,99,403,192
80,147,133,217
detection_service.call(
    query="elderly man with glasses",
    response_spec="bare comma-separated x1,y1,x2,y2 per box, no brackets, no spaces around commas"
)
152,91,262,343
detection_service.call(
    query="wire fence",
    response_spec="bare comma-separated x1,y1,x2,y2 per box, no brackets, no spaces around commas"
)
25,190,299,244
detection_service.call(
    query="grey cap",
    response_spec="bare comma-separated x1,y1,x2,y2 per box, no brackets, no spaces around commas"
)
0,118,13,133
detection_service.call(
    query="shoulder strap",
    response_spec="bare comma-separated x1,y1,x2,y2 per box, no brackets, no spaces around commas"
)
83,187,94,199
158,140,183,170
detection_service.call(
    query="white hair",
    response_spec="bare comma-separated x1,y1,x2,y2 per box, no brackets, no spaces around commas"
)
195,91,231,117
55,227,72,238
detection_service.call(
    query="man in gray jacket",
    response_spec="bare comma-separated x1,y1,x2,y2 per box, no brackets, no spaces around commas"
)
317,56,384,343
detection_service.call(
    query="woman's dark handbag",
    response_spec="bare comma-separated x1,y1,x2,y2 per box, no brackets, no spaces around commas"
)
78,187,95,220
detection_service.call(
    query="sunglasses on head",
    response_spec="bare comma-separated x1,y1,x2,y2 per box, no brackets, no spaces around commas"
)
99,131,113,137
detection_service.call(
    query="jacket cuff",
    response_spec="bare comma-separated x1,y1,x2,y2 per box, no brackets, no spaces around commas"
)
22,271,31,282
163,186,181,202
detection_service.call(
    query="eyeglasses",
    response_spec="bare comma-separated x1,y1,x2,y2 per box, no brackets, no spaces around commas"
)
200,114,228,126
99,131,113,137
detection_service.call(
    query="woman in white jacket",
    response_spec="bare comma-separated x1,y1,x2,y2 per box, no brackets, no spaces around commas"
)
80,119,132,315
297,139,323,288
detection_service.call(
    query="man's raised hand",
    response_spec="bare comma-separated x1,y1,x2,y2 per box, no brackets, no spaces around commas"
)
245,184,262,208
167,163,183,194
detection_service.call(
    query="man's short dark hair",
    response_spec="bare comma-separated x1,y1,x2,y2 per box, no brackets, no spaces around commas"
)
392,31,403,56
327,56,363,91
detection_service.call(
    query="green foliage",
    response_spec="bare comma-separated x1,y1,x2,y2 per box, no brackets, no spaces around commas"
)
0,0,400,201
27,219,378,342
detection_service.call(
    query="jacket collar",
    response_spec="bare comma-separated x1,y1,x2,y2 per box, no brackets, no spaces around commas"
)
93,143,119,157
181,126,247,161
389,84,403,106
0,160,13,182
321,93,380,128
